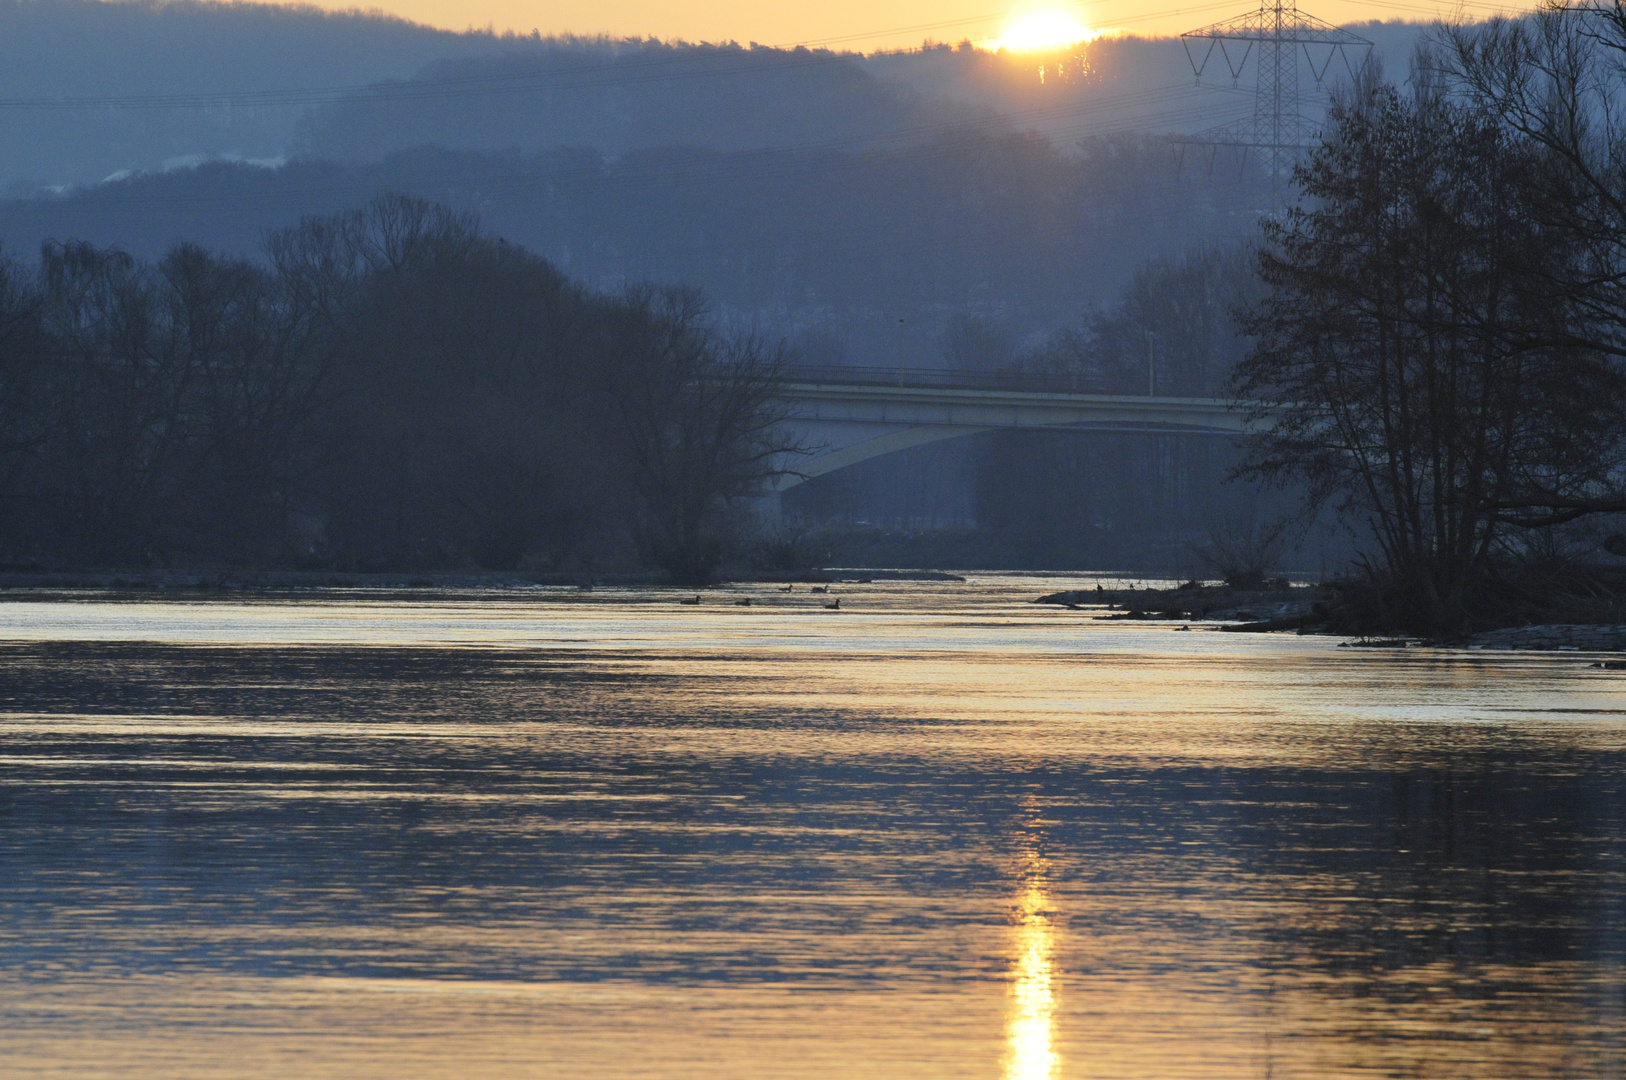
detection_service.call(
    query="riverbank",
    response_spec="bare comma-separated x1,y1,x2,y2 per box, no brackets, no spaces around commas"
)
8,569,1626,652
1036,581,1325,628
1036,580,1626,650
0,566,977,593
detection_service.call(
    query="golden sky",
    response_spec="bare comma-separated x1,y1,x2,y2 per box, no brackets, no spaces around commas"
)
281,0,1536,49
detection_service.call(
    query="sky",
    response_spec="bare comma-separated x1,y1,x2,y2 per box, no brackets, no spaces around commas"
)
274,0,1539,50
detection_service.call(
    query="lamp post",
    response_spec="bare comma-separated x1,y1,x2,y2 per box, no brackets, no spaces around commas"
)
897,317,906,387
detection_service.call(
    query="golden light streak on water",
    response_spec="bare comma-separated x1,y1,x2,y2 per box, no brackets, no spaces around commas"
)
1,577,1624,1078
1006,839,1058,1080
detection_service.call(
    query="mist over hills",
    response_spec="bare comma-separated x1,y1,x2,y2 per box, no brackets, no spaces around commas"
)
0,0,520,187
296,24,1425,164
0,0,1427,354
0,1,1426,188
293,40,971,163
0,133,1264,364
0,1,1435,565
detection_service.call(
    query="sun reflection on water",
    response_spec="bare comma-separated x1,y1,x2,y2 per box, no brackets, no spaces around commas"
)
4,584,1625,1078
1006,857,1058,1080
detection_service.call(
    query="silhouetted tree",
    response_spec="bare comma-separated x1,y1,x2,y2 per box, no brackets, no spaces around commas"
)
0,249,48,558
596,287,796,583
1235,65,1626,634
272,196,617,570
34,241,183,563
155,244,319,560
1445,2,1626,523
0,195,805,577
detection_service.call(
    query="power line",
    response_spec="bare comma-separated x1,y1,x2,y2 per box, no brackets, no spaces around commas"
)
1176,0,1373,200
0,6,1218,113
0,0,1529,113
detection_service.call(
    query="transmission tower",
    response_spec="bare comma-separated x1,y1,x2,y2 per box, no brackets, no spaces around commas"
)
1178,0,1371,197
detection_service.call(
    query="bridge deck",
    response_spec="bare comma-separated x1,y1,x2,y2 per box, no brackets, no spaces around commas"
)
783,365,1123,395
771,368,1248,490
781,374,1245,433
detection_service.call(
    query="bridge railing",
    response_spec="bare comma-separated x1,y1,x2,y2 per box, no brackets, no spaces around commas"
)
781,365,1110,394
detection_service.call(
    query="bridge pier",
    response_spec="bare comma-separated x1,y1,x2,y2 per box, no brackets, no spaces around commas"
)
749,487,784,526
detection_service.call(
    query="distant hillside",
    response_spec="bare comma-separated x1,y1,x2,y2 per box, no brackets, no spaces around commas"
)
0,134,1268,364
0,1,1429,188
0,1,1433,355
293,40,976,161
293,24,1430,161
0,3,1440,550
0,0,511,187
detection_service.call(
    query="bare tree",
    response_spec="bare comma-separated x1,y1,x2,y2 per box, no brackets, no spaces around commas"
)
1235,64,1626,634
0,197,802,578
34,242,188,563
1192,515,1289,590
0,250,48,557
286,199,606,570
597,287,798,583
1445,4,1626,347
157,244,323,559
1443,4,1626,526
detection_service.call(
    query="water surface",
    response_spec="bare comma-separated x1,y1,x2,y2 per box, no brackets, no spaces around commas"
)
1,577,1622,1078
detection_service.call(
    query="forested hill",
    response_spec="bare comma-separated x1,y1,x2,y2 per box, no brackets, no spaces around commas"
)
294,26,1426,163
292,41,968,163
0,0,1427,190
0,1,1425,359
0,134,1266,363
0,0,507,188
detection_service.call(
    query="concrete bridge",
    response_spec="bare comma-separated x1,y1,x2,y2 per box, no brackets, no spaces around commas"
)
773,366,1250,491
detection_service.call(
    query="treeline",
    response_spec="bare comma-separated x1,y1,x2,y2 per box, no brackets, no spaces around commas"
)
0,1,1427,193
1024,247,1255,397
779,246,1302,571
0,132,1269,358
0,0,497,188
295,39,951,164
0,196,789,581
974,248,1269,568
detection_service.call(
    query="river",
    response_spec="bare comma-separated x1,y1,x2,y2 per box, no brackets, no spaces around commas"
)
1,575,1622,1078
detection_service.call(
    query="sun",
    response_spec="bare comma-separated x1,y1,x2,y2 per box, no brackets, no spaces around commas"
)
993,9,1096,52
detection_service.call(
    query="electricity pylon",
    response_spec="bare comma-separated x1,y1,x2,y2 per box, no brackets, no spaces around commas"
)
1178,0,1371,199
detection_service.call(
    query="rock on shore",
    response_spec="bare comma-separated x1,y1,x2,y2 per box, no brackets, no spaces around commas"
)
1461,624,1626,650
1034,583,1329,628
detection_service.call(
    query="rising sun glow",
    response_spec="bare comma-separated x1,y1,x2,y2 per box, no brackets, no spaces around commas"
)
993,10,1095,52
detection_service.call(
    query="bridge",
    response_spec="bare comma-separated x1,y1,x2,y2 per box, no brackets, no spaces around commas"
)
773,366,1250,491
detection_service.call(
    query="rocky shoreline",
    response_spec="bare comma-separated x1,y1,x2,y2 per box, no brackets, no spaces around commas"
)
1035,582,1626,651
1,570,1621,652
1035,582,1323,626
1456,624,1626,650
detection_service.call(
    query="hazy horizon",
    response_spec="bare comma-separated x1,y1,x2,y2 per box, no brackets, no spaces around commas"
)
177,0,1535,52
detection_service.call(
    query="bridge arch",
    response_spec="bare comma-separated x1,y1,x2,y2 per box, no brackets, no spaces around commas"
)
773,367,1250,491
